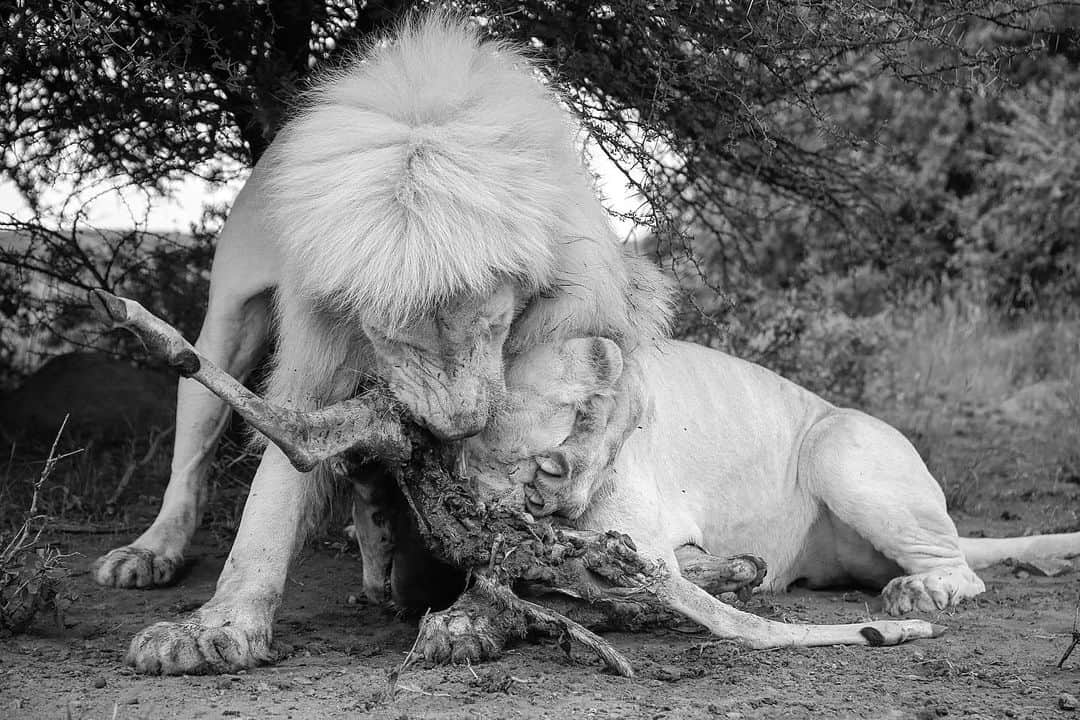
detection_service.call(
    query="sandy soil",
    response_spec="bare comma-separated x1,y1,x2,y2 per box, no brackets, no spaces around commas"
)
3,416,1080,719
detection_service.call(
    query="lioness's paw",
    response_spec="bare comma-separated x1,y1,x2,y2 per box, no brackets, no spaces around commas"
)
881,567,985,615
126,620,272,675
415,606,507,664
93,546,183,588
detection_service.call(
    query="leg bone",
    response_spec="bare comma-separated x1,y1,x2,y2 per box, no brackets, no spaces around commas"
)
90,290,410,471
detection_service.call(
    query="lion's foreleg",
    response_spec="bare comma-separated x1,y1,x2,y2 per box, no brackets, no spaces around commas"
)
93,290,272,589
93,176,280,589
350,462,407,605
799,409,985,615
531,360,645,518
127,444,332,675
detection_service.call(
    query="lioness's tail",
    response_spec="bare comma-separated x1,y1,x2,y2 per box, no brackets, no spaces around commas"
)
960,532,1080,570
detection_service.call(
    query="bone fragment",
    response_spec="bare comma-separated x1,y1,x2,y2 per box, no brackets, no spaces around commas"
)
674,546,767,600
90,289,410,471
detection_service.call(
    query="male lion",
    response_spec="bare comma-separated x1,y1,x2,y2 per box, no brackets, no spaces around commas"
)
111,16,672,675
464,336,1080,639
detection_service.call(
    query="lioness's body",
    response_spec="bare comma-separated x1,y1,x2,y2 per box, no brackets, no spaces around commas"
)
578,340,950,595
472,338,1080,616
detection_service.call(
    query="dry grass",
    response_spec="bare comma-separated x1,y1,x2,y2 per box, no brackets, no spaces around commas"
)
1,429,170,531
877,296,1080,407
867,294,1080,513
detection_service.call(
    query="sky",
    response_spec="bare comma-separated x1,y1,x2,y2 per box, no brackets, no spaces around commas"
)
0,143,643,238
0,174,245,232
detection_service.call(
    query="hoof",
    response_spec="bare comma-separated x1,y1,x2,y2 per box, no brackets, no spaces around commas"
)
415,605,508,664
882,567,985,615
93,546,183,588
126,619,272,675
858,618,946,646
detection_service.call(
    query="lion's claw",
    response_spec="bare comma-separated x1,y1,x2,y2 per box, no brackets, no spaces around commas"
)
127,619,272,675
881,567,985,615
414,605,507,664
93,546,183,588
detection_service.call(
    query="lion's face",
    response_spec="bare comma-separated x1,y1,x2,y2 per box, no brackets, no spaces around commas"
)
463,337,624,518
364,283,518,441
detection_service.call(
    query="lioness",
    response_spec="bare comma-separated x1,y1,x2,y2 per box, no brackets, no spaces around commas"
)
465,337,1080,629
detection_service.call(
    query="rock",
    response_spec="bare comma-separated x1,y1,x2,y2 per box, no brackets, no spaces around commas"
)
654,665,683,682
1060,693,1078,711
0,352,175,447
92,677,106,689
1009,558,1074,577
1000,380,1075,425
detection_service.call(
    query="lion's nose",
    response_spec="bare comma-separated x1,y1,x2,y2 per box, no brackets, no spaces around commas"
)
424,413,485,441
421,380,489,440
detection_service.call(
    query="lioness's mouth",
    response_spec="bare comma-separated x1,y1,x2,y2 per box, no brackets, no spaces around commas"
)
523,483,559,517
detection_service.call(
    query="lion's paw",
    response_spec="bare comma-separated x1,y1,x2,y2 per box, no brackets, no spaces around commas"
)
881,566,985,615
126,619,272,675
414,606,507,664
93,545,183,588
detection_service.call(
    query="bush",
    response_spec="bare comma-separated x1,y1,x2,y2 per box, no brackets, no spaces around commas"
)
0,205,222,387
672,274,886,408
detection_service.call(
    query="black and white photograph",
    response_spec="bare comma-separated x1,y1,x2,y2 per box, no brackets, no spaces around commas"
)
2,2,1079,717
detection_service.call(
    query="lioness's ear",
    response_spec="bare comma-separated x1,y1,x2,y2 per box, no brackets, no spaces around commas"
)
559,337,624,395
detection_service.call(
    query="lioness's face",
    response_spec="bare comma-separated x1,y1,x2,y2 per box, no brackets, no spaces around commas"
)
464,337,623,518
364,283,517,440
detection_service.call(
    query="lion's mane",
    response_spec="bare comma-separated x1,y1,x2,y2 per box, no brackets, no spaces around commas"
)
263,13,673,408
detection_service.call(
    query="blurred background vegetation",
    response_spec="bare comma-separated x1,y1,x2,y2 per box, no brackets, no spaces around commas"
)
1,1,1078,536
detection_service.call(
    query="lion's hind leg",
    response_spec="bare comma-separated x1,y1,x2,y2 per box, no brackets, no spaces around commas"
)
799,409,985,615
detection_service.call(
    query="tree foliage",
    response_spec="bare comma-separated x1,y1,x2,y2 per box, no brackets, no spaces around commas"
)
2,0,1077,383
4,1,1062,223
1,0,413,205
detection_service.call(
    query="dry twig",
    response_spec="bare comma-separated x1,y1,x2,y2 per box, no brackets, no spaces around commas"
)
1058,592,1080,669
1,418,75,635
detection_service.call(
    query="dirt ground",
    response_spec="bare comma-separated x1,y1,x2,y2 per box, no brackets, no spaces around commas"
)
3,414,1080,720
